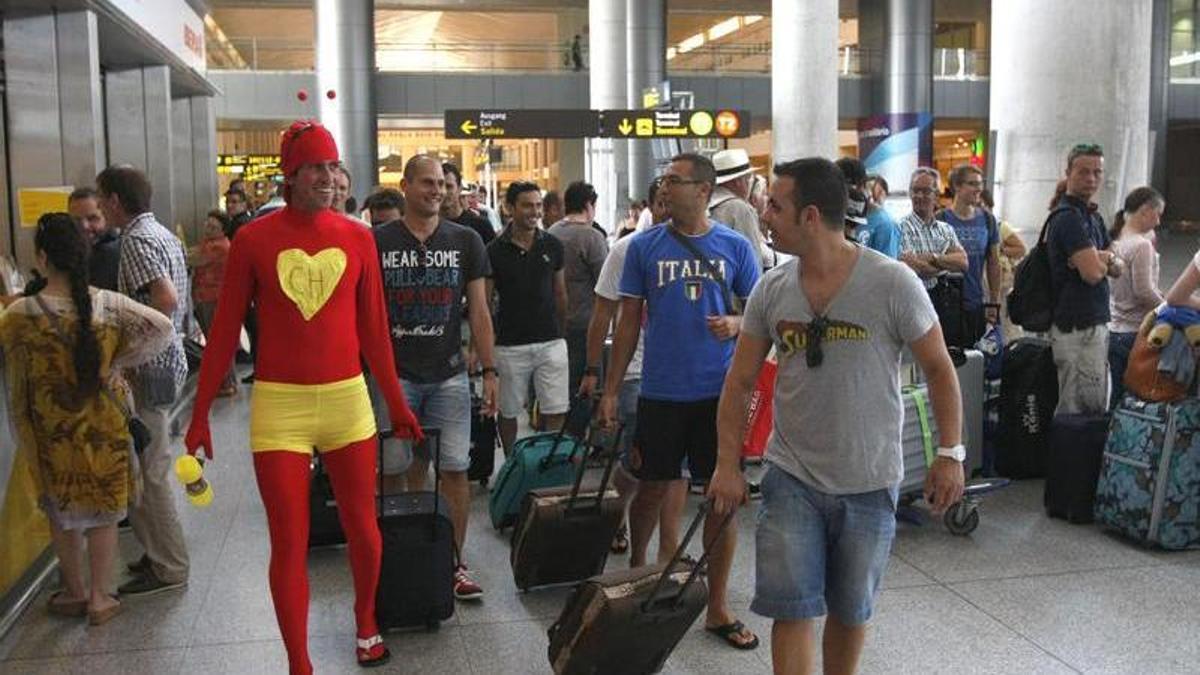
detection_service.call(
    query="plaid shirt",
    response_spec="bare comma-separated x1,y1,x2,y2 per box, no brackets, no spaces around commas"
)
899,211,961,289
118,212,190,391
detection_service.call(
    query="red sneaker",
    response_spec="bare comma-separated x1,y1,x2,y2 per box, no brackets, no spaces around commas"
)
453,564,483,601
356,635,390,668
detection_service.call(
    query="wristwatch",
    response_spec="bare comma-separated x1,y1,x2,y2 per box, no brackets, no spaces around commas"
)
481,367,498,378
937,444,966,462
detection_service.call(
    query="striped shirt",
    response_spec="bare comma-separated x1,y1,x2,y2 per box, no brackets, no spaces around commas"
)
899,211,961,289
118,212,189,394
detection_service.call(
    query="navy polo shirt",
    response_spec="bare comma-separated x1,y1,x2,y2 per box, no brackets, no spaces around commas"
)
1047,195,1111,331
486,227,564,346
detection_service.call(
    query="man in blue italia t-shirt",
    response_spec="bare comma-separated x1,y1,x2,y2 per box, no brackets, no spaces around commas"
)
600,153,761,651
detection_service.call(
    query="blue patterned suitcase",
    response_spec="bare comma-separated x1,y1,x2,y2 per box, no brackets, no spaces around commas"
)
1094,396,1200,550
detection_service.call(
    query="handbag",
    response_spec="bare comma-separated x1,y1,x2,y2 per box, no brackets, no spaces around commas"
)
34,294,151,455
1123,330,1189,403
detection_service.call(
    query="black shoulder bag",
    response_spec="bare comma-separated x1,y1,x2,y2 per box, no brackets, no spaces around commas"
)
666,226,744,315
34,294,151,455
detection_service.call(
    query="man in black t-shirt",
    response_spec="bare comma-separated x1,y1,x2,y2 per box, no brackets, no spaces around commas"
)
442,162,495,245
486,181,569,453
374,156,498,601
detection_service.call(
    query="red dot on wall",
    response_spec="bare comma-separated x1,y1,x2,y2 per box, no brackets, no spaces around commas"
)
326,90,337,100
296,89,308,101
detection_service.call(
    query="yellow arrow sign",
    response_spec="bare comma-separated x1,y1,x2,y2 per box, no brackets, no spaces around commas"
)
617,118,633,135
460,119,478,135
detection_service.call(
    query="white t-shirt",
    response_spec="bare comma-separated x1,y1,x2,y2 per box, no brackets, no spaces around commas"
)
595,234,644,380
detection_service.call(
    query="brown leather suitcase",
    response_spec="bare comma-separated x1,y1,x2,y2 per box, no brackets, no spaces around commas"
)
510,427,625,591
546,502,729,675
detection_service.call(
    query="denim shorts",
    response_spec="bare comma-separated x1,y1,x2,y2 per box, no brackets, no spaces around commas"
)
750,466,898,625
372,372,472,473
616,378,641,470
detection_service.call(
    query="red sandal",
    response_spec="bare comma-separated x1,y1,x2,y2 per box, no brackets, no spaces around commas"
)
356,635,391,668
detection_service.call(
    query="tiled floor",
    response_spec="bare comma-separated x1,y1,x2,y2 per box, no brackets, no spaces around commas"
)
2,389,1200,675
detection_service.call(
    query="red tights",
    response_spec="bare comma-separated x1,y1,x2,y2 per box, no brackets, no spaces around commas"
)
253,440,381,675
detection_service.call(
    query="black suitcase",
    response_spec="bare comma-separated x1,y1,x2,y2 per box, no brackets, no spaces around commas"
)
1044,413,1110,524
375,429,456,631
547,501,730,675
510,426,625,591
929,273,967,349
468,393,498,486
308,456,346,548
997,337,1059,478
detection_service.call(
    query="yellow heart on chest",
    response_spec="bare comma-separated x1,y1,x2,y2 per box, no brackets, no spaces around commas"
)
276,248,348,321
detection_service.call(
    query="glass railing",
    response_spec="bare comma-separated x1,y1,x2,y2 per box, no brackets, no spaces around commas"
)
209,38,990,79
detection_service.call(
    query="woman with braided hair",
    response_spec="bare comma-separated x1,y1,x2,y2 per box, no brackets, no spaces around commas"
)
0,213,175,625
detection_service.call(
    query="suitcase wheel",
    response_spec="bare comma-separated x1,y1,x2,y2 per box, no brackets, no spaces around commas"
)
426,620,440,632
943,502,979,536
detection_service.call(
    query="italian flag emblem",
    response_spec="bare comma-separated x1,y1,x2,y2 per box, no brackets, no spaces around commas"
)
684,280,703,301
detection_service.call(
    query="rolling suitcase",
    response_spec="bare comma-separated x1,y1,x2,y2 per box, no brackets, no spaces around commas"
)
1044,413,1110,524
488,398,593,530
547,502,730,675
997,337,1058,478
468,392,498,486
511,426,626,591
1094,396,1200,549
375,429,456,631
308,455,346,548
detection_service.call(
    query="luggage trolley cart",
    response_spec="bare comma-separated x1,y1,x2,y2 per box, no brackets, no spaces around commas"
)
900,384,1010,535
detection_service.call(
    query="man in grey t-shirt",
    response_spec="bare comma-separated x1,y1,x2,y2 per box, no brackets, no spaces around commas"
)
709,158,964,675
548,181,608,396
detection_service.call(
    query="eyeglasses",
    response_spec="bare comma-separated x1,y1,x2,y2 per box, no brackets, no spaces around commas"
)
806,316,828,368
910,187,936,196
660,175,704,187
962,180,983,188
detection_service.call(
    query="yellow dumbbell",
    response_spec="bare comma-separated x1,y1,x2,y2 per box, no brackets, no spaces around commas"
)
174,455,213,508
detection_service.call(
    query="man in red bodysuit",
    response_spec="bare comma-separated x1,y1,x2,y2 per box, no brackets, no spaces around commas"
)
185,120,422,673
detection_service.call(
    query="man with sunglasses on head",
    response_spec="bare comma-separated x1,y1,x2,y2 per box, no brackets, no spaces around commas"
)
709,157,965,675
1046,144,1120,414
600,153,761,652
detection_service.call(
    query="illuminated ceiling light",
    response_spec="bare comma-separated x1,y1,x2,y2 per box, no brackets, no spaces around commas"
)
677,32,705,54
1170,51,1200,67
708,17,741,41
666,47,677,60
743,15,764,25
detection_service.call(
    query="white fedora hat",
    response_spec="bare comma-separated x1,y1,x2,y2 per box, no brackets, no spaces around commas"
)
712,148,755,184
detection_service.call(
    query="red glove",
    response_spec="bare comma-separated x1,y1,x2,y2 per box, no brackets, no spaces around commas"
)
185,418,214,461
390,406,424,444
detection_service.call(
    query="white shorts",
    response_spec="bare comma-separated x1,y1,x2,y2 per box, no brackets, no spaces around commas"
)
495,339,570,419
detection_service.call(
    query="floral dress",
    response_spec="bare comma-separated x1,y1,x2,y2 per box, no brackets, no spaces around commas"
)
0,290,174,530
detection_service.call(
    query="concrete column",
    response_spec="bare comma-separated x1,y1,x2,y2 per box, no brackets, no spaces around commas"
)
990,1,1152,239
3,11,105,268
171,99,196,244
55,11,105,188
316,0,377,205
772,0,839,161
881,0,933,116
1149,0,1170,191
587,0,627,231
105,66,175,227
190,97,219,232
625,0,665,202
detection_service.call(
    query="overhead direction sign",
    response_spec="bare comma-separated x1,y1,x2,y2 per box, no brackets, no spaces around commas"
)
444,109,600,139
443,109,750,140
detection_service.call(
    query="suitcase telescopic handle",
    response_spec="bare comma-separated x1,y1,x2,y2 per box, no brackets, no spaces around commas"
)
377,428,442,534
540,395,600,469
565,424,624,514
641,500,735,613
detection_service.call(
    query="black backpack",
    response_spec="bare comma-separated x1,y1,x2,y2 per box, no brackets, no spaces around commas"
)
1008,206,1074,333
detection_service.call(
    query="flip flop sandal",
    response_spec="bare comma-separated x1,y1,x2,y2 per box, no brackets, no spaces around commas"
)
705,620,760,651
610,524,629,554
356,635,391,668
47,591,87,618
87,598,123,626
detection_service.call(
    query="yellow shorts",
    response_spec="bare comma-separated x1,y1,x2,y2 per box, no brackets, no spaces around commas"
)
249,375,377,454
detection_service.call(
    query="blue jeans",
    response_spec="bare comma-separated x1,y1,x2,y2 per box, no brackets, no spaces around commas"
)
751,466,898,625
1108,331,1137,409
374,372,472,473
